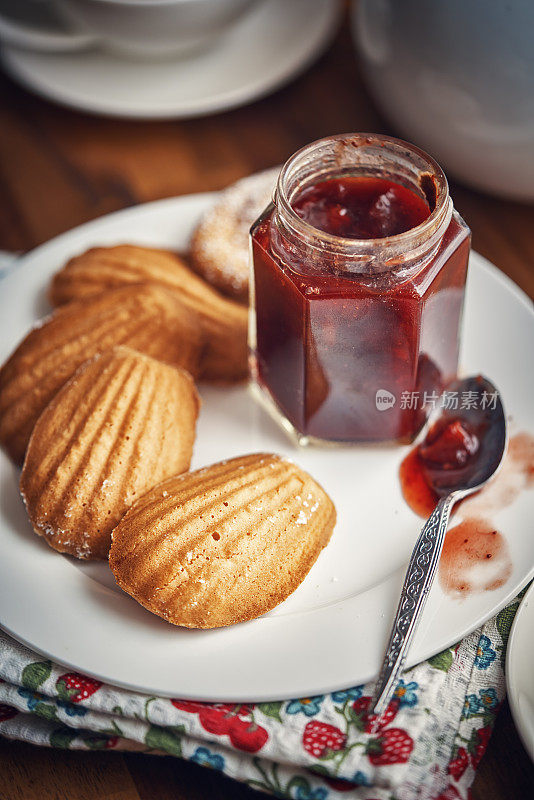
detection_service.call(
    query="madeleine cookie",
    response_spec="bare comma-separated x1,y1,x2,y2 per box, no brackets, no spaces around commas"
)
49,244,248,382
21,347,200,560
0,284,202,465
109,453,336,628
190,167,279,302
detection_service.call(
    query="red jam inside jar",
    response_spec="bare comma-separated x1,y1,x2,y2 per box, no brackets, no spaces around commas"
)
250,134,471,444
292,176,431,239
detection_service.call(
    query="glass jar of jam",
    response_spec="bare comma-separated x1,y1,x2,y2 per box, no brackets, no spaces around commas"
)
249,133,470,445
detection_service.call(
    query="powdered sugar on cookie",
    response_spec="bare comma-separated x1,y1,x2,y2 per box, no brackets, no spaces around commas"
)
190,167,279,302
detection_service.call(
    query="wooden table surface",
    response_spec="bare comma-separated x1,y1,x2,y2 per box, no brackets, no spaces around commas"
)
0,8,533,799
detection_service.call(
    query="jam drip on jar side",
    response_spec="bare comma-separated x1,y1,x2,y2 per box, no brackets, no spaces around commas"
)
292,176,431,239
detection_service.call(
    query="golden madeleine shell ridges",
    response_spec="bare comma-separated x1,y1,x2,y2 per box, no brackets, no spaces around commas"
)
109,452,336,628
0,283,203,464
49,244,248,382
20,346,200,560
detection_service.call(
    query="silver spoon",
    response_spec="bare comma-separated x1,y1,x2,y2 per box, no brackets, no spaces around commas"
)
371,375,506,717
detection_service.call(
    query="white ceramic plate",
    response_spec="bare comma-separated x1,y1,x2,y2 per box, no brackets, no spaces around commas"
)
0,192,533,701
506,581,534,760
0,0,340,120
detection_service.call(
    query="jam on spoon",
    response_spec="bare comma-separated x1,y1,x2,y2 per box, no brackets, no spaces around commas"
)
401,375,502,515
419,418,480,471
372,375,506,716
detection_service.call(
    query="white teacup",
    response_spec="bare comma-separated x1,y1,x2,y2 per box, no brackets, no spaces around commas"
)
0,0,260,60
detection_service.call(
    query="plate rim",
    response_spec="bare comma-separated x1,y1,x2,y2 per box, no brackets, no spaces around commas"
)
2,553,533,703
0,192,533,702
506,580,534,761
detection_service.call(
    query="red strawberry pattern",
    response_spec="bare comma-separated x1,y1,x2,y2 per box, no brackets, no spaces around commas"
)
448,746,469,781
352,696,400,733
324,776,355,792
171,699,204,714
105,735,118,749
470,724,492,769
302,720,346,758
198,707,233,735
0,623,504,796
171,701,268,754
56,673,102,703
0,703,18,722
435,786,462,800
228,717,269,752
367,727,413,766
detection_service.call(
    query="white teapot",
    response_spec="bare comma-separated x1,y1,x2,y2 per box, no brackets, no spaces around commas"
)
352,0,534,201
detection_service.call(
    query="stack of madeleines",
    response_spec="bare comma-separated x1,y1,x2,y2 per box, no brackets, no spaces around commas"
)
0,172,336,628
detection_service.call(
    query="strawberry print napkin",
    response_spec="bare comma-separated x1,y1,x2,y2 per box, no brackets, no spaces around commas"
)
0,593,525,800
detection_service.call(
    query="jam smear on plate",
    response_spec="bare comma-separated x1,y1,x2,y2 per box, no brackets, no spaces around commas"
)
439,517,511,597
399,423,534,598
399,437,514,598
400,428,534,520
399,447,439,518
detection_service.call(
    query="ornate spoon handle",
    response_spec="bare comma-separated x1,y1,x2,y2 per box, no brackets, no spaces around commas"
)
371,493,457,716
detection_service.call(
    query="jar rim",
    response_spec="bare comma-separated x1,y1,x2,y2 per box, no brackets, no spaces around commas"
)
275,132,450,252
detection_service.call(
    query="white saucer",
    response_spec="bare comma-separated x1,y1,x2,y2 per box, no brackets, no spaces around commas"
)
0,0,340,119
507,581,534,760
1,192,533,702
